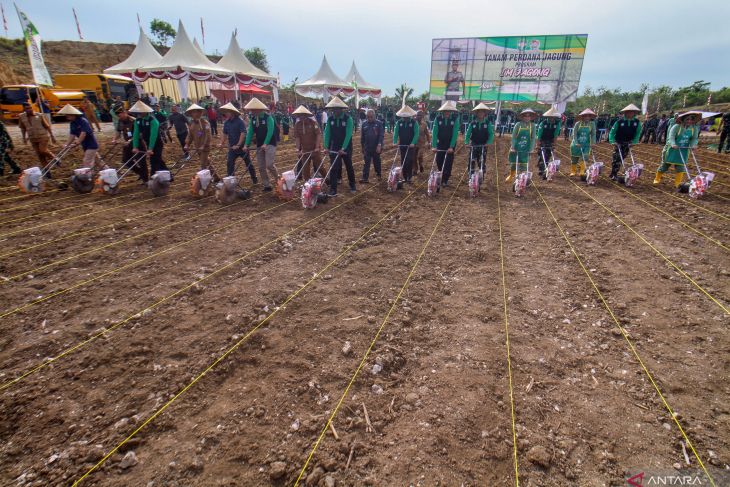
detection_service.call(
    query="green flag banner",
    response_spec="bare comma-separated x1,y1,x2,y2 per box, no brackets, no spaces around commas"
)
430,34,588,103
15,4,54,86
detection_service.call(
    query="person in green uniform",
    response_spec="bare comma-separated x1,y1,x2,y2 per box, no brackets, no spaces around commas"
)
243,97,279,191
323,96,356,194
536,107,562,178
431,100,460,187
465,102,494,177
507,109,537,182
393,105,419,182
654,111,701,187
130,100,168,178
608,104,642,180
570,108,597,177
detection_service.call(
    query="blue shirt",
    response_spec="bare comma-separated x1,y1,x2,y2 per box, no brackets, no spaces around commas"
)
70,116,98,150
223,116,246,147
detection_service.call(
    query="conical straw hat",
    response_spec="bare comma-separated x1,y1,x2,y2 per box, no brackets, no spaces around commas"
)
185,103,205,113
56,104,82,116
438,100,457,112
292,105,313,116
472,102,492,112
128,100,153,113
542,107,561,117
621,103,641,113
676,111,702,120
578,108,596,118
520,108,537,116
219,102,240,114
396,105,417,117
325,96,348,109
244,97,268,110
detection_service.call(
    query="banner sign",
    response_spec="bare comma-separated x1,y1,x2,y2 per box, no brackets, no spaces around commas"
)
429,34,588,103
15,5,54,86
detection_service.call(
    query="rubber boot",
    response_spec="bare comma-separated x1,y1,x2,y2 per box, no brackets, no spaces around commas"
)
505,169,516,182
578,161,586,176
569,164,577,176
653,171,663,185
674,172,684,188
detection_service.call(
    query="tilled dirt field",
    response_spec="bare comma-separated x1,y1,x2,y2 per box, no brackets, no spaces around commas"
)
0,124,728,486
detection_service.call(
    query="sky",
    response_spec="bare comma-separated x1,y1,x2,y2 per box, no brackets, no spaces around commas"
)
5,0,730,96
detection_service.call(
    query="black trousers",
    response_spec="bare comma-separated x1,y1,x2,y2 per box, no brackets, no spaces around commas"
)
399,146,414,181
611,143,631,177
226,149,257,180
538,144,553,173
123,145,148,182
176,130,188,154
329,149,355,194
0,147,20,174
210,119,218,136
719,130,730,153
469,146,488,174
435,147,454,184
138,142,168,177
362,147,381,180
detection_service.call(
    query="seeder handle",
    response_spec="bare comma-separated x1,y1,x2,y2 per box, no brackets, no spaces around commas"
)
41,145,73,177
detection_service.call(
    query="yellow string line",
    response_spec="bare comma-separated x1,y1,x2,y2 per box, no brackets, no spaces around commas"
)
551,147,729,253
606,177,729,252
494,141,521,486
627,144,730,178
0,177,197,225
294,172,465,485
0,155,369,260
0,188,61,203
586,144,730,221
532,181,716,487
0,192,79,214
0,158,371,315
0,187,142,227
0,164,201,232
1,194,246,283
0,183,381,391
0,190,172,240
0,196,290,321
71,179,418,486
0,196,207,260
559,173,729,315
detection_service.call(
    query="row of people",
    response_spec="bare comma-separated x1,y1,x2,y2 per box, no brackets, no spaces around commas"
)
0,98,706,193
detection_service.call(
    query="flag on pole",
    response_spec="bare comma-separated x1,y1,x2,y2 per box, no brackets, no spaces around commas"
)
200,17,205,46
641,91,649,115
1,3,8,38
136,13,141,27
72,7,83,40
14,4,53,86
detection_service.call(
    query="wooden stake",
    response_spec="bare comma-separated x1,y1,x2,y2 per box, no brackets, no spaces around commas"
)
362,402,374,433
345,445,355,470
329,421,340,440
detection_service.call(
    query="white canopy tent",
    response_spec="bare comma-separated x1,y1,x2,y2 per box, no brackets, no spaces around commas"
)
103,26,208,102
343,61,381,100
132,21,233,99
295,55,354,100
104,27,162,74
212,33,278,103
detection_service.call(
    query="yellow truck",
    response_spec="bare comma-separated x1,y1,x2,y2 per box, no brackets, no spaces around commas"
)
0,84,86,121
55,74,137,119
